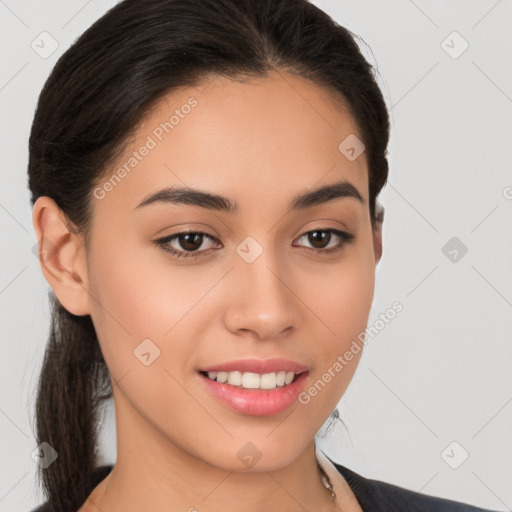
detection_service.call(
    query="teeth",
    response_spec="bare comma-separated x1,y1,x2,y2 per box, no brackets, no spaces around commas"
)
205,370,298,390
228,371,242,386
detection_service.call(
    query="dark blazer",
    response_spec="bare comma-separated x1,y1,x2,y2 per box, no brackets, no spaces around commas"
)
330,457,502,511
31,461,502,511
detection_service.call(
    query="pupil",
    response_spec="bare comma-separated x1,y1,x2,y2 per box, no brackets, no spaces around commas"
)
180,233,202,251
309,230,330,249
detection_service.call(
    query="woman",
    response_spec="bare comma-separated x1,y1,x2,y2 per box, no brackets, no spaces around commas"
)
28,0,500,510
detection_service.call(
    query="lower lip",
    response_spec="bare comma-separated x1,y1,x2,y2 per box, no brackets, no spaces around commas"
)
198,371,309,416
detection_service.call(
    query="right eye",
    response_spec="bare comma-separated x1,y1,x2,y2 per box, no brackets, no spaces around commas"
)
154,230,222,259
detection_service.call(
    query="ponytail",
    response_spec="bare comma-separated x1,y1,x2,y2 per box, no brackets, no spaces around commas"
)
33,293,111,511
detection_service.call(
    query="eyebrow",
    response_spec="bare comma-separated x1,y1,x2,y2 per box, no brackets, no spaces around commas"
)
134,179,365,213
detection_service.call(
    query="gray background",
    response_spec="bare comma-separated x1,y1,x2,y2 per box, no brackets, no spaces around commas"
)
1,0,511,510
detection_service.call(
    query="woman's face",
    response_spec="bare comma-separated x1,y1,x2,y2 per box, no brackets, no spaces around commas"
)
84,70,380,472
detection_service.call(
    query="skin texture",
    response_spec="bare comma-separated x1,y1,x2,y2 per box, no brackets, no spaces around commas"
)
33,70,383,511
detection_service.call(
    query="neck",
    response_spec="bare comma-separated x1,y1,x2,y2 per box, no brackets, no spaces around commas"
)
90,392,337,511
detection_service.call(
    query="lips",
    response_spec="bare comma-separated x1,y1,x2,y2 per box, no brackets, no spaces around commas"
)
198,371,309,416
198,358,309,374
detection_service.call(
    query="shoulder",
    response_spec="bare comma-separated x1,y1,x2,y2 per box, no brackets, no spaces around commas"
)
30,465,114,512
331,459,501,512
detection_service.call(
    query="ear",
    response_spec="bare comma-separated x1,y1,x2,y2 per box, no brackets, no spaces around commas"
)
32,196,91,316
373,203,384,265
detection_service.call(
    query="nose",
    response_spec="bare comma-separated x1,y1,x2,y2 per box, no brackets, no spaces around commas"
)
222,248,299,341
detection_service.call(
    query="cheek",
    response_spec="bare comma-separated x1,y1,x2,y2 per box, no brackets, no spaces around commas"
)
88,232,197,331
86,238,225,378
304,242,375,343
300,241,375,391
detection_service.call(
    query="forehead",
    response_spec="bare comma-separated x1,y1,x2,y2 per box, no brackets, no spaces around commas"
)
92,70,369,216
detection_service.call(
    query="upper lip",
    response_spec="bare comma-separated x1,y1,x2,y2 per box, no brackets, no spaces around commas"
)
199,358,309,374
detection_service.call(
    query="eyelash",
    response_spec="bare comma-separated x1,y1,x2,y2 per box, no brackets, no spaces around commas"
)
154,228,355,259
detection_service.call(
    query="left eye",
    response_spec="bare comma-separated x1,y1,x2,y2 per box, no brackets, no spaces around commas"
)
294,229,354,252
155,228,354,259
